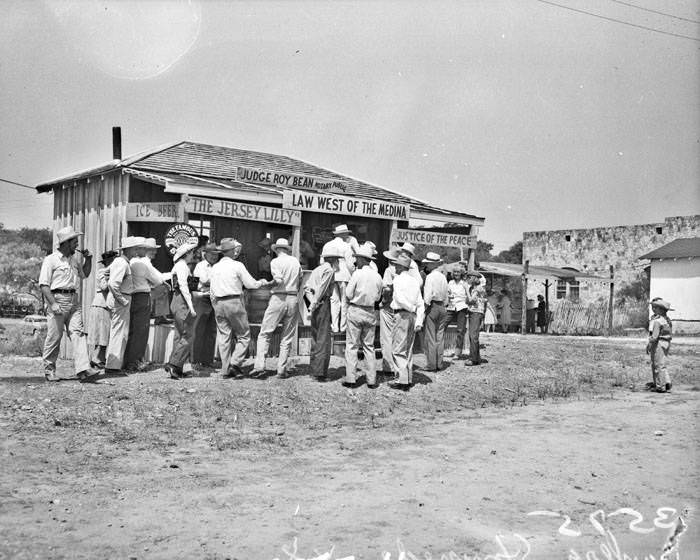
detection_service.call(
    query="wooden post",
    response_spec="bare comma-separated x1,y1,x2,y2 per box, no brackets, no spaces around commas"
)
521,260,529,334
607,265,614,335
543,278,550,333
291,224,301,260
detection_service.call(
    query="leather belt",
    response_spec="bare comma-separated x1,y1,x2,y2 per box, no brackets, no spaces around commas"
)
430,300,445,305
271,291,298,295
51,289,76,294
213,294,241,300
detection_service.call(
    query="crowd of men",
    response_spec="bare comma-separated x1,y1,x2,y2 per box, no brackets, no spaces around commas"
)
38,224,488,390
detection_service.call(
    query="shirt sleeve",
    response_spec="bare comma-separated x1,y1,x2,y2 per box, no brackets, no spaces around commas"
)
238,263,260,290
415,286,425,328
649,319,661,341
270,258,284,286
345,271,358,301
145,260,165,287
38,257,53,287
174,261,194,311
96,268,109,291
423,275,434,305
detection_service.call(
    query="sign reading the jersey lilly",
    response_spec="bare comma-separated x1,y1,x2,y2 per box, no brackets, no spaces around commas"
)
186,196,301,226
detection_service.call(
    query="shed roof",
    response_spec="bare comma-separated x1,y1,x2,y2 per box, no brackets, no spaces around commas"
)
478,261,611,281
638,237,700,260
35,141,484,224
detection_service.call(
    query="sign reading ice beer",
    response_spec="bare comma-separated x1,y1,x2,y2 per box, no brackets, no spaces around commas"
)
185,195,301,226
236,166,349,194
391,228,477,249
283,190,410,221
126,202,182,222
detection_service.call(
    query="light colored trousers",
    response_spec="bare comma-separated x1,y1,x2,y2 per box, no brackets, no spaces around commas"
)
254,294,298,374
379,305,395,373
392,309,416,385
105,296,131,370
43,293,90,374
330,281,348,332
213,297,250,375
650,340,671,388
344,304,377,384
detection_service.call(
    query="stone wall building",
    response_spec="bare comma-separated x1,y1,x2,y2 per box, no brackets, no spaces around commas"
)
523,215,700,305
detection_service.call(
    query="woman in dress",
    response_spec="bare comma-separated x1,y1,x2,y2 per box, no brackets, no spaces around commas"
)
483,289,497,333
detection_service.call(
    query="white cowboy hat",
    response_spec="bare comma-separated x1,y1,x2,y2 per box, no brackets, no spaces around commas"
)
217,238,242,252
119,236,146,250
383,248,399,262
333,224,352,236
394,254,412,269
363,241,378,255
56,226,83,244
321,246,344,259
354,245,376,260
650,298,674,311
271,238,292,253
399,242,416,255
421,251,443,265
173,242,198,262
144,237,161,249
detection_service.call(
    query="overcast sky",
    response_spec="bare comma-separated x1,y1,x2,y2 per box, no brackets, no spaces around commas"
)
1,0,698,251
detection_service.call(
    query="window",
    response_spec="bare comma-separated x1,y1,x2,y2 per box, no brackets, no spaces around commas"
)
556,280,567,299
655,226,663,235
556,279,580,301
189,218,211,240
565,234,571,242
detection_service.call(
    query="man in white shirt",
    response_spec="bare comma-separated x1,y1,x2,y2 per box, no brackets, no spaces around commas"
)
105,236,144,373
379,247,399,376
191,243,220,367
210,238,264,378
422,252,449,371
445,265,468,359
343,244,383,388
124,237,166,370
38,225,98,382
390,254,424,390
304,246,342,381
397,242,424,287
251,238,302,378
320,224,359,333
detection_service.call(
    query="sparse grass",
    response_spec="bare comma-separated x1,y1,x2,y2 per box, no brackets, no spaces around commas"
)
0,324,43,356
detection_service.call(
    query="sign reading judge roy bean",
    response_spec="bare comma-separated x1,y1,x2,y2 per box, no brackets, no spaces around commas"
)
283,190,410,221
391,228,477,249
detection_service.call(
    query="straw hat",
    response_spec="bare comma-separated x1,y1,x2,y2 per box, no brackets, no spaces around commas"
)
364,241,378,255
217,238,242,252
421,251,443,265
354,244,376,260
56,226,83,244
271,238,292,253
399,242,416,256
650,298,674,311
173,242,198,262
119,236,146,250
144,238,161,249
321,246,344,259
333,224,352,236
383,248,399,262
394,254,412,269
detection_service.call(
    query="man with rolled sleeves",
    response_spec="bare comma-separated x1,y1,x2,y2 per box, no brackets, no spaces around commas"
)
422,252,448,371
191,243,220,367
321,224,359,333
105,236,143,373
343,244,383,388
210,238,264,378
390,253,425,390
39,226,99,382
250,238,302,378
304,246,342,381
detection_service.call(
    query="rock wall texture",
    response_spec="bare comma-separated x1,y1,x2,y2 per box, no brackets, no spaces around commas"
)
523,215,700,302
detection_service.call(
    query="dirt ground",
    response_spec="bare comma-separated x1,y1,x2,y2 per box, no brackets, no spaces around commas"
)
1,333,698,560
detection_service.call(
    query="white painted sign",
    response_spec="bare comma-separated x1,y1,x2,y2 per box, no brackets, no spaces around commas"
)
391,228,477,249
126,202,182,222
283,190,410,221
236,166,349,194
185,195,301,226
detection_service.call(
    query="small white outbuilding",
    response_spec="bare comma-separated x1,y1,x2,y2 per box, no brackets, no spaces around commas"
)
640,237,700,334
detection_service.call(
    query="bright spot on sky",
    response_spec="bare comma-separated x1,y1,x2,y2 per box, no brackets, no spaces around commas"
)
46,0,201,80
617,152,624,156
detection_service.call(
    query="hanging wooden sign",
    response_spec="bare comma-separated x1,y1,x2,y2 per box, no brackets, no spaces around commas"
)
282,190,410,221
390,228,477,249
185,195,301,226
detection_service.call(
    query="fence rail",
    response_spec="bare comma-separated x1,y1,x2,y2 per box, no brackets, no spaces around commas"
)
549,300,648,335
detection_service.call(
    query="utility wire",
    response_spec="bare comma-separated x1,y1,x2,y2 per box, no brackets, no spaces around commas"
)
0,178,34,189
536,0,700,41
607,0,700,25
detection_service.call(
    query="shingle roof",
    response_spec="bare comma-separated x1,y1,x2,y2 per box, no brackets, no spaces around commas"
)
35,141,484,223
639,237,700,260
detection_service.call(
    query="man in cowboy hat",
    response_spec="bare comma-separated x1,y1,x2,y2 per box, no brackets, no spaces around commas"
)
361,241,379,272
123,237,167,371
321,224,360,333
190,243,221,367
105,236,145,373
88,249,118,369
389,253,424,390
397,242,424,287
379,247,399,376
646,298,674,393
305,245,343,381
422,252,448,371
38,225,99,382
250,238,302,378
464,269,487,365
342,244,383,388
210,238,264,378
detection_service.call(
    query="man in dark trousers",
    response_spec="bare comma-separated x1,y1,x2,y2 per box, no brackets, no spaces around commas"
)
304,246,342,381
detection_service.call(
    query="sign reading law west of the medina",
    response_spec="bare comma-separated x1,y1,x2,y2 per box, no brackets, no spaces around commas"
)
185,195,302,226
282,190,410,221
391,228,477,249
126,202,182,222
236,167,349,194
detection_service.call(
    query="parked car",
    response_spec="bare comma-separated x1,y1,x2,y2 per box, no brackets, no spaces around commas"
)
23,314,48,336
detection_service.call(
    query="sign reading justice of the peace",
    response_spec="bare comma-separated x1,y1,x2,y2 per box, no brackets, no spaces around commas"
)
391,228,477,249
185,196,301,226
283,190,410,221
236,166,349,194
126,202,182,222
